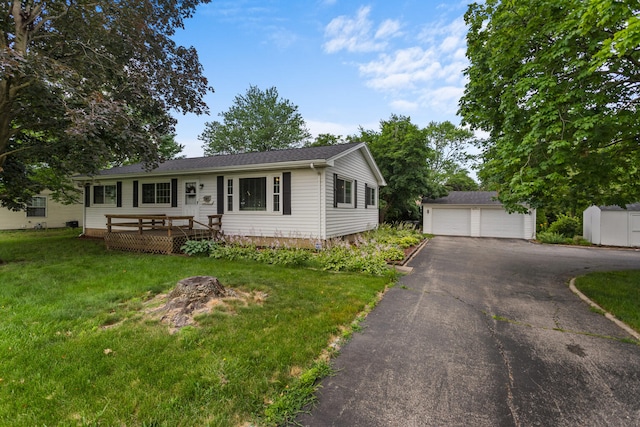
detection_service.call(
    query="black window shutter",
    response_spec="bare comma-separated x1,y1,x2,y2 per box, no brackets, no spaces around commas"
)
283,172,291,215
84,184,91,207
116,181,122,208
354,180,358,209
132,181,139,207
365,184,369,209
217,176,224,214
333,173,338,208
171,179,178,207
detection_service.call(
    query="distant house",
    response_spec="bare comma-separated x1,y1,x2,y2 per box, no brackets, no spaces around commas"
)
583,204,640,247
0,191,83,230
75,143,386,244
422,191,536,239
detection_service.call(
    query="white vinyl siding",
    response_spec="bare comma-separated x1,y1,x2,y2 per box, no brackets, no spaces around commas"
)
222,169,321,238
0,191,83,230
325,150,380,238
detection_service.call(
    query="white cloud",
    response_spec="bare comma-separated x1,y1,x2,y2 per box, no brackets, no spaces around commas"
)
353,14,469,116
267,27,298,49
359,47,444,91
419,86,465,113
323,6,399,53
375,19,402,39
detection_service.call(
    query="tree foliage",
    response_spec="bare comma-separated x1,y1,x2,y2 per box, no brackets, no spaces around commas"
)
0,0,211,210
360,115,434,222
423,121,476,187
360,117,478,222
120,134,185,166
199,85,311,155
459,0,640,213
444,169,479,192
306,133,346,147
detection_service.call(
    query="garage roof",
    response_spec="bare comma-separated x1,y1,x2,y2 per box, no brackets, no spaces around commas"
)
599,203,640,211
423,191,502,205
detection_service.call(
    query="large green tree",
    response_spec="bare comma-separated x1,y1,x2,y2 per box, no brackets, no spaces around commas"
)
459,0,640,213
0,0,211,210
360,115,434,222
423,121,476,188
199,85,311,155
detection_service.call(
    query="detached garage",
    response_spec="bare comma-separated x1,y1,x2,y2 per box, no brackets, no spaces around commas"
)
422,191,536,240
583,203,640,247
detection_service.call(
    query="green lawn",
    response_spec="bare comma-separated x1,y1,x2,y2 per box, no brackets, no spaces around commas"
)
0,229,391,426
574,270,640,333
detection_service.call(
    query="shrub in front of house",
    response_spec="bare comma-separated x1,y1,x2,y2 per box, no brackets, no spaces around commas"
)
180,239,214,256
181,224,425,276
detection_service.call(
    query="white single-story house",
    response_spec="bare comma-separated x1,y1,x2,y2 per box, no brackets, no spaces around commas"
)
422,191,536,239
583,203,640,247
75,142,386,243
0,191,83,230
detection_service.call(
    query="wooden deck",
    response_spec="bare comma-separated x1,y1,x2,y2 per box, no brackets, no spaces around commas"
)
104,214,222,254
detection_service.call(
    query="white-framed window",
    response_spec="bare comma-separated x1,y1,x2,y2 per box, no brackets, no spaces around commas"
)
142,182,171,204
27,196,47,217
93,184,117,205
336,176,353,206
366,185,376,207
227,179,233,211
239,177,266,211
273,176,281,212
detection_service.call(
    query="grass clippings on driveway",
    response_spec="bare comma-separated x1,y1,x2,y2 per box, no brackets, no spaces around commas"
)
0,229,391,426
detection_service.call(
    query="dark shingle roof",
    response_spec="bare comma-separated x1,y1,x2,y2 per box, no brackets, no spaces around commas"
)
95,143,363,176
599,203,640,211
423,191,502,205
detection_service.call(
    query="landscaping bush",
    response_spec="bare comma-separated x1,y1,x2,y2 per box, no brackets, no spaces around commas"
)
180,239,214,256
547,214,582,238
257,247,311,267
537,231,570,244
198,224,426,276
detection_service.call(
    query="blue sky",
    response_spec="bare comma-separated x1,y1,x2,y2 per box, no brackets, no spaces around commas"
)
172,0,475,157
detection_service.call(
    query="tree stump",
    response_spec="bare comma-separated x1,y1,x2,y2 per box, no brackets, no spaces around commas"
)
159,276,236,329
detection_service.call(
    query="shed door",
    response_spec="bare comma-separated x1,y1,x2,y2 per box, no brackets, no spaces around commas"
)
630,214,640,247
480,209,524,238
432,208,471,236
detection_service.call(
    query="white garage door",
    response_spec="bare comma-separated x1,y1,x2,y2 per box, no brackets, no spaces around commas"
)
480,209,524,238
432,208,471,236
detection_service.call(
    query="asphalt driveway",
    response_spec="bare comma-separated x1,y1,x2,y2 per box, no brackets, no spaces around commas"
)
297,237,640,426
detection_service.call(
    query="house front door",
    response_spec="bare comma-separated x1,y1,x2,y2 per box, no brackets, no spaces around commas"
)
183,180,200,222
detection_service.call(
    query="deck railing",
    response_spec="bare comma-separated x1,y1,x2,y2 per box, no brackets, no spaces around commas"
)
105,214,222,238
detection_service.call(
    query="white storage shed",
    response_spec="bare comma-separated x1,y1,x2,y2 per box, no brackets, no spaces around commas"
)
583,203,640,247
422,191,536,240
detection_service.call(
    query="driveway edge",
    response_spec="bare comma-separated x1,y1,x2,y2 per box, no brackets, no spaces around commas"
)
569,278,640,341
